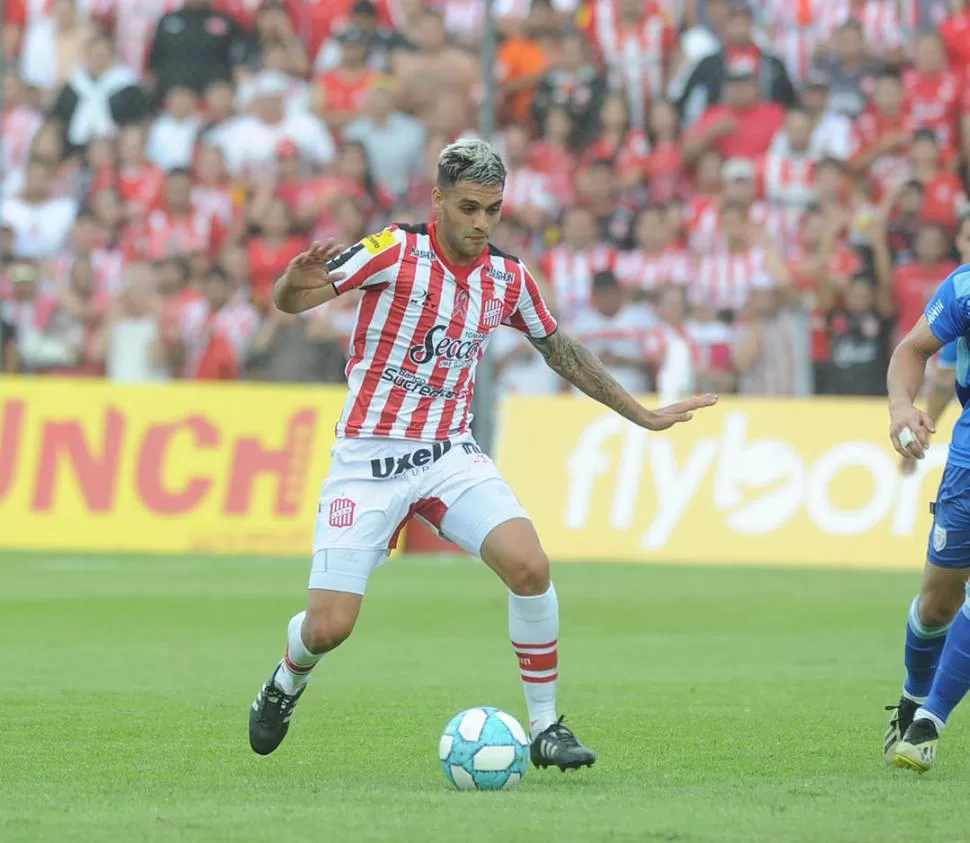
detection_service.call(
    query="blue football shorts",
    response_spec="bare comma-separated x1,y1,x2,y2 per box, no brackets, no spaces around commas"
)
928,462,970,568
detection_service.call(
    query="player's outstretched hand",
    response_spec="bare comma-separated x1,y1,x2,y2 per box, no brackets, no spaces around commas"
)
638,393,718,431
889,403,935,460
285,241,347,290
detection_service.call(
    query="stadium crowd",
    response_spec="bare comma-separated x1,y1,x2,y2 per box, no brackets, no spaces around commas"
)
0,0,968,399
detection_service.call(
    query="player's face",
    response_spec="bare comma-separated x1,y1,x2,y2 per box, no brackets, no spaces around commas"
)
433,181,504,260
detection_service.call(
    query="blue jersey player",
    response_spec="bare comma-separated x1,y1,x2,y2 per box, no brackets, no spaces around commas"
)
898,340,957,477
886,267,970,773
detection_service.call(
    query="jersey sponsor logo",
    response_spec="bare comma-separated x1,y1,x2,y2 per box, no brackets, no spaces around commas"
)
482,298,504,328
409,289,434,308
380,366,471,399
370,441,453,479
486,267,514,284
462,442,491,465
328,497,356,528
407,324,485,369
363,229,397,255
409,247,436,261
926,299,944,325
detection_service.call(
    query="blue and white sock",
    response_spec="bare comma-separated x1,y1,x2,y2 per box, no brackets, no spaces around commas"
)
919,602,970,730
904,596,952,702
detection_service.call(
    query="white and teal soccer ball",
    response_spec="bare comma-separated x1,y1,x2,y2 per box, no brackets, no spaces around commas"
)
438,707,530,791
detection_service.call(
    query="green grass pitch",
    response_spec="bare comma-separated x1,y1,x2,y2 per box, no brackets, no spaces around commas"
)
2,552,968,842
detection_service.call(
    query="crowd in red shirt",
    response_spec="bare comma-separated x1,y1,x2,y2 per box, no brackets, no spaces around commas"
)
1,0,968,398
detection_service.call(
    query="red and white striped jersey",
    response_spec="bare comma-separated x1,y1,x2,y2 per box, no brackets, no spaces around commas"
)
539,244,617,320
124,208,223,260
614,247,693,292
692,248,774,313
191,184,239,228
817,0,903,56
328,222,558,441
568,302,655,395
1,106,42,184
584,0,676,127
761,151,816,210
180,296,259,378
754,0,826,83
688,201,799,257
50,248,126,300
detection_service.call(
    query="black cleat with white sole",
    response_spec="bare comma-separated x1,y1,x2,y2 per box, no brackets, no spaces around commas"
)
249,664,305,756
530,716,596,771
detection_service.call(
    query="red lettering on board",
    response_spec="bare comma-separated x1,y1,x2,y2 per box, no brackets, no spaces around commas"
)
0,400,25,502
32,408,124,511
137,415,220,514
225,409,316,516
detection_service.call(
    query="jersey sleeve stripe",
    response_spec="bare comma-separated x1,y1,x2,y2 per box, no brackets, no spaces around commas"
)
523,268,558,336
332,240,402,295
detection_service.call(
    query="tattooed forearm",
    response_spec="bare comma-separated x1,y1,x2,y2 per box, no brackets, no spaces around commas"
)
530,330,647,425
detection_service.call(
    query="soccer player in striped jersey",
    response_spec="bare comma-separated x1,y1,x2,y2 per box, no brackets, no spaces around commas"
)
248,139,718,770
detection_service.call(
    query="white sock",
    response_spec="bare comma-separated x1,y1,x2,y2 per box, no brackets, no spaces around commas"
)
901,689,927,705
275,612,323,695
914,706,946,733
509,585,559,739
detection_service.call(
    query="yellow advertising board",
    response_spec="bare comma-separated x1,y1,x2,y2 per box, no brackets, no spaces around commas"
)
0,378,348,555
495,396,960,570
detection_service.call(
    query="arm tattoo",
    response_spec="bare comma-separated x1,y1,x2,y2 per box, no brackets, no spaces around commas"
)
529,329,647,425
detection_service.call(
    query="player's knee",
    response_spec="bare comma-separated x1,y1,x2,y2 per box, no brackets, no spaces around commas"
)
502,548,550,596
303,608,357,654
919,587,965,628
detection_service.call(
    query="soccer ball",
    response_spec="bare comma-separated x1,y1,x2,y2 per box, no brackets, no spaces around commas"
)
438,707,530,791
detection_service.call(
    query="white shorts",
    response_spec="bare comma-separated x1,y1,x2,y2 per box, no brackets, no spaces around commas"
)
309,434,530,594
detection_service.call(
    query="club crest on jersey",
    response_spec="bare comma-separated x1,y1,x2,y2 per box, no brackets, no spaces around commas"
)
482,298,504,328
408,324,484,368
933,523,947,553
328,498,356,528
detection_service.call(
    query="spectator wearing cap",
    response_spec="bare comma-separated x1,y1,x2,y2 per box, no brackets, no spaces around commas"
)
313,25,377,136
1,158,77,260
344,75,425,199
51,31,153,153
850,69,913,194
20,0,93,102
531,30,606,149
908,128,967,231
148,0,249,100
771,70,852,162
147,86,202,171
682,57,785,166
568,269,655,395
315,0,404,75
676,1,795,127
688,157,757,254
219,70,336,180
731,272,801,396
812,19,880,120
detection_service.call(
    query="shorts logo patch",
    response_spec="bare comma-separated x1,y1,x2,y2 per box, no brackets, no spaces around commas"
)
363,230,396,255
933,523,947,552
329,498,356,528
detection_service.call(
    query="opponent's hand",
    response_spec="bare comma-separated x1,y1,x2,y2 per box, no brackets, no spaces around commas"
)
889,402,935,460
284,241,347,290
636,393,719,431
